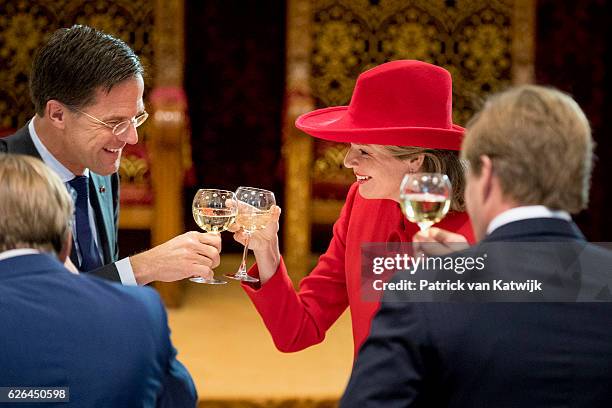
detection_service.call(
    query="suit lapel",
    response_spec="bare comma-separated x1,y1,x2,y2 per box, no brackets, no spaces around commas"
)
89,173,115,264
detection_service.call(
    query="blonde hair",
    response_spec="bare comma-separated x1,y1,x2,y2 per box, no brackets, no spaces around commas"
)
380,145,466,211
0,154,73,254
462,85,593,213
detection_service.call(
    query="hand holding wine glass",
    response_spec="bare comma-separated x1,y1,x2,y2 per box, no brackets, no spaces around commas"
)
413,227,469,256
226,187,276,282
190,188,238,284
400,173,452,232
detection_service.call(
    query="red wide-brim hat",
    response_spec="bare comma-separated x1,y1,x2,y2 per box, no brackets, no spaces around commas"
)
296,60,464,151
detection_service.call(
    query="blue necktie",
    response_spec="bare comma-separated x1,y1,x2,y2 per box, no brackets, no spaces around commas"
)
69,176,102,271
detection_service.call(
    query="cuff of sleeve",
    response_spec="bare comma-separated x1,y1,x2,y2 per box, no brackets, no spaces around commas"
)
241,257,290,296
116,257,138,286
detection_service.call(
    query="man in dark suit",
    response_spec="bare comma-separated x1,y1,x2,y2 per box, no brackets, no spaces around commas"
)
341,85,612,407
0,25,219,285
0,153,196,407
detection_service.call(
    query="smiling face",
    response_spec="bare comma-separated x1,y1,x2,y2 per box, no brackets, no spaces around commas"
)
58,75,144,176
343,143,417,201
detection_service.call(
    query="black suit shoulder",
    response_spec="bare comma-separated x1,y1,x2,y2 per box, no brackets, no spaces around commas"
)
2,125,40,157
343,221,612,407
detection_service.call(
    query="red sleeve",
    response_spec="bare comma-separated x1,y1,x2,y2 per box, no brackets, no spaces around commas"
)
241,184,359,352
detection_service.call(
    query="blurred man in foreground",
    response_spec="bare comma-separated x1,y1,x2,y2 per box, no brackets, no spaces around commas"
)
341,85,612,407
0,154,196,407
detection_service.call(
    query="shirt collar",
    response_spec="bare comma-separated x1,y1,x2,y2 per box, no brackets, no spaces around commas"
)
487,205,572,235
29,117,89,182
0,248,41,262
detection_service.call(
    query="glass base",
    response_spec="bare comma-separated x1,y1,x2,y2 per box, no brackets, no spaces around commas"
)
225,273,259,283
189,276,227,285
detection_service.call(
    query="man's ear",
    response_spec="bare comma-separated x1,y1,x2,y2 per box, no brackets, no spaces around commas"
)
57,230,72,263
406,154,425,173
479,155,494,202
46,100,67,130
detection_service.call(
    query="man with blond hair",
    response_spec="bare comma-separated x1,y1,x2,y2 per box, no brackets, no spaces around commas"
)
0,153,196,407
341,85,612,407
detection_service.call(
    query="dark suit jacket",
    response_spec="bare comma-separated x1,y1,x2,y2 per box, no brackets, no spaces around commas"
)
341,218,612,408
0,253,196,407
1,125,122,282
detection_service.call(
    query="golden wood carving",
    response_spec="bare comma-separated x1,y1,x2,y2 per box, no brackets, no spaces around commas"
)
150,0,187,307
512,0,535,84
283,0,316,280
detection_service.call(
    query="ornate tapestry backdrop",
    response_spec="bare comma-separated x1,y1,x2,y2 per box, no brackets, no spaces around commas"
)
0,0,154,129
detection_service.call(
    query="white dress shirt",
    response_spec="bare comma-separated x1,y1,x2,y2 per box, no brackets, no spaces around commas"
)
28,118,137,285
487,205,572,236
0,249,41,262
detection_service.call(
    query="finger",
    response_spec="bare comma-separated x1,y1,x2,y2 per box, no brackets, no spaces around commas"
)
272,205,282,217
190,243,220,266
190,264,214,280
428,227,447,242
430,227,468,244
412,231,428,242
194,231,222,251
227,222,241,233
233,231,247,245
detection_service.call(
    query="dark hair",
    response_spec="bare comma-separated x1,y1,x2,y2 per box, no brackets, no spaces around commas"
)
30,25,144,115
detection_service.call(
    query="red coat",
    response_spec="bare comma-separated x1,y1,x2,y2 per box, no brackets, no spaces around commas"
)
242,183,474,356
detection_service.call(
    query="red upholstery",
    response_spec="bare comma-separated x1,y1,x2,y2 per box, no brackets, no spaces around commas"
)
0,128,14,138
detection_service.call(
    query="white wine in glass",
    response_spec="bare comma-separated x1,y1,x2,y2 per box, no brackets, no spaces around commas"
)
190,189,237,284
226,186,276,283
235,210,274,233
400,173,452,232
193,207,237,233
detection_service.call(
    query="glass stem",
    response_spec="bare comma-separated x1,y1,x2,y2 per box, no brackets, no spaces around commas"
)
237,232,251,277
418,222,433,233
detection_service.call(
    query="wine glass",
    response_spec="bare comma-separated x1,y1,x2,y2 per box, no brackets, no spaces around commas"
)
190,189,237,284
226,186,276,282
400,173,452,232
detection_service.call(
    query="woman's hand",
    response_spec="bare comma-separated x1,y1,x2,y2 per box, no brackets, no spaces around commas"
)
413,227,469,256
229,205,281,251
228,205,282,284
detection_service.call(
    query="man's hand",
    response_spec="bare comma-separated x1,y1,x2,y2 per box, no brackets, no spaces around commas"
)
130,231,221,285
413,227,470,256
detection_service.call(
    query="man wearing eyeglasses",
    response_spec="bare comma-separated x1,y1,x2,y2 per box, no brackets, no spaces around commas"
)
0,25,220,286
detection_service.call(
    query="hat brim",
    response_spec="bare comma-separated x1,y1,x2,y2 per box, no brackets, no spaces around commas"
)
295,106,464,151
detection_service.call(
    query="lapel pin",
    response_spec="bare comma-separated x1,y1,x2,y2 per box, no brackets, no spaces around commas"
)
99,186,106,193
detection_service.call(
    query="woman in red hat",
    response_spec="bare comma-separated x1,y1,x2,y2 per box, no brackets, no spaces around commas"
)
232,60,474,356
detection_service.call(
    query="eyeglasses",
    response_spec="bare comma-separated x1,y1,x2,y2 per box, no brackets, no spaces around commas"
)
76,109,149,136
